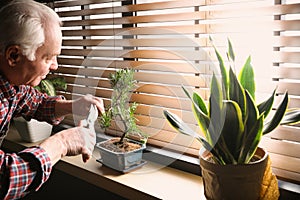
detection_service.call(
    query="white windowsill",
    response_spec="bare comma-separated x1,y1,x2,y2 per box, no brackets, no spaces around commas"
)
3,125,205,200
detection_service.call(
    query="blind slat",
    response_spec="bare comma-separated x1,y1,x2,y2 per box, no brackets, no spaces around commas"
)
57,59,205,74
62,25,206,36
268,126,300,143
57,0,206,17
54,0,124,8
274,67,300,79
63,38,207,47
277,82,300,95
266,152,300,178
260,137,300,159
61,12,206,27
60,49,208,61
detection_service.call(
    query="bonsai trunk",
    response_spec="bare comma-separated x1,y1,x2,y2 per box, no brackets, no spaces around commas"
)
115,107,128,144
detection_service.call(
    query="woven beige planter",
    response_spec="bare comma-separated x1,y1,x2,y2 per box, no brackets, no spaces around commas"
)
199,147,279,200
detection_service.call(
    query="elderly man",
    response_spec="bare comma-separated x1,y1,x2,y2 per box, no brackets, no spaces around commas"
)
0,1,104,199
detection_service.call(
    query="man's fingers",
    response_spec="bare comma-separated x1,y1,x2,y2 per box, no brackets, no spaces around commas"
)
82,153,91,163
82,146,93,162
95,98,105,115
78,119,88,127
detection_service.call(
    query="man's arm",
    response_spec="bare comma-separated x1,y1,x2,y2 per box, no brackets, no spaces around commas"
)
0,148,52,200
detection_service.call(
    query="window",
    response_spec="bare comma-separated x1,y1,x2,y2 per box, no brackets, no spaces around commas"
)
47,0,300,183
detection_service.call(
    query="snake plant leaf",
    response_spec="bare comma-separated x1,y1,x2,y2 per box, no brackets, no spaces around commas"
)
34,85,41,91
208,75,236,164
227,39,235,62
163,110,223,164
257,89,276,119
208,74,224,145
238,91,262,163
40,79,56,96
216,49,229,98
163,110,195,137
229,67,246,120
244,90,259,130
280,108,300,125
263,92,289,134
182,85,192,99
182,85,210,133
210,42,229,97
241,90,259,154
244,114,264,163
35,77,66,96
221,100,244,160
210,74,223,111
240,114,264,164
238,56,255,100
192,92,208,115
192,92,211,141
49,77,67,91
212,127,238,164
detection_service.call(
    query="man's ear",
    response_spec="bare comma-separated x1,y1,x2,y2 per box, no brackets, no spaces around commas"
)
5,45,22,66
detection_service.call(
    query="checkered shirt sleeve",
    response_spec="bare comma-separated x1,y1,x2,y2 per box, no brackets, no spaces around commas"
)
0,147,52,199
16,86,65,125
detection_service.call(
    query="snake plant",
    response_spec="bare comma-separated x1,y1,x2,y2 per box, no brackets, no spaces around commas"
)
35,77,67,96
164,39,300,165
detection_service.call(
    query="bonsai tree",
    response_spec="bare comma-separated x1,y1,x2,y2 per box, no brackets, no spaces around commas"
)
164,38,300,165
99,68,147,144
35,76,67,96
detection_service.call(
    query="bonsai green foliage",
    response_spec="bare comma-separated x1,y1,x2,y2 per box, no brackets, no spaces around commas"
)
35,77,67,96
99,68,147,144
99,107,112,130
164,38,300,165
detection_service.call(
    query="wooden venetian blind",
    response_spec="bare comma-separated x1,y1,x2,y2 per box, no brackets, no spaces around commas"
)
48,0,300,183
259,0,300,184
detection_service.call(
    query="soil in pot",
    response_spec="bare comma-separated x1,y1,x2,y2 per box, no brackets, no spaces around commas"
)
98,137,142,153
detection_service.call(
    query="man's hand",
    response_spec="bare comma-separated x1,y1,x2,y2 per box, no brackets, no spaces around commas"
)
39,121,96,165
55,94,104,119
72,94,104,116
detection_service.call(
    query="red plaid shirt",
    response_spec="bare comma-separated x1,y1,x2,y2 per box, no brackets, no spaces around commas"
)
0,74,65,199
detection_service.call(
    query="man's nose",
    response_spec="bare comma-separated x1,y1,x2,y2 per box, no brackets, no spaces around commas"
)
50,57,58,70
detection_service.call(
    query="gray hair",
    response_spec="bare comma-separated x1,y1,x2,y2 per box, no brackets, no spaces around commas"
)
0,0,62,61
